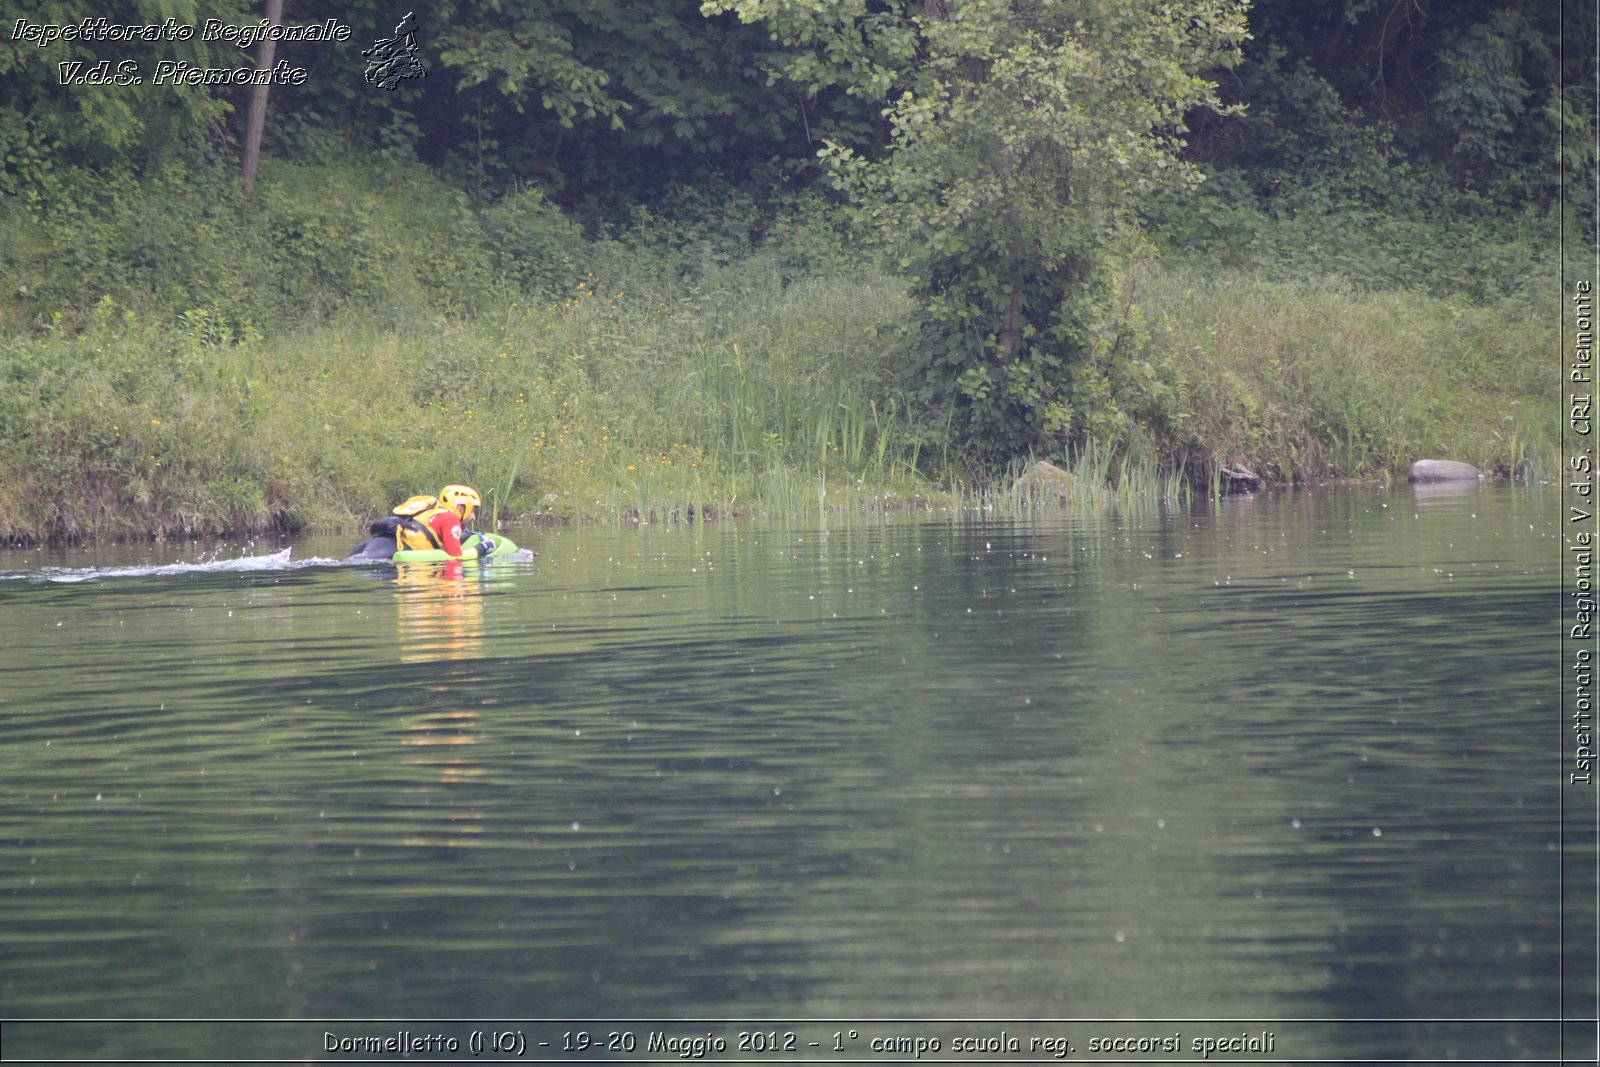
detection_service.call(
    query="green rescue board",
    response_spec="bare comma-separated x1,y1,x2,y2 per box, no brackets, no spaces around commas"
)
391,532,518,564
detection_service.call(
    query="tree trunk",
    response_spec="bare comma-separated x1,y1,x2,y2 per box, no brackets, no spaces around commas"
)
240,0,285,199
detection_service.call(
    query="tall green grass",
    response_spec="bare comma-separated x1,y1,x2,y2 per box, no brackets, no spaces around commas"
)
0,243,935,541
1128,260,1560,488
1,254,1559,542
966,439,1190,517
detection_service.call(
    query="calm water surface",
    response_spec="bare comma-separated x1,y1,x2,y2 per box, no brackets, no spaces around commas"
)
0,484,1576,1061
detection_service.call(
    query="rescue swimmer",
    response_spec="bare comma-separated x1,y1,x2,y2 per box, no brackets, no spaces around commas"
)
346,484,489,561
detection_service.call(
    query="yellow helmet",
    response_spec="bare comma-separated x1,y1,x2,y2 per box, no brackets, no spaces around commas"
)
438,484,482,521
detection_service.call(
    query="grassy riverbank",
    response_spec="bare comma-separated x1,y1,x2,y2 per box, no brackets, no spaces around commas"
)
0,1,1582,546
1134,259,1559,487
0,156,1565,545
0,241,1558,544
1,254,922,542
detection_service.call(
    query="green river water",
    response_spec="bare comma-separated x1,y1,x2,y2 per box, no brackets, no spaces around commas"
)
0,483,1590,1062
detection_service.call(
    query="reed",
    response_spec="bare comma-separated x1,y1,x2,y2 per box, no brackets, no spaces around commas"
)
1131,260,1559,488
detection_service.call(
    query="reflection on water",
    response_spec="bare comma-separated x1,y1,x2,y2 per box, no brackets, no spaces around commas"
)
394,560,486,662
393,564,489,801
0,485,1581,1060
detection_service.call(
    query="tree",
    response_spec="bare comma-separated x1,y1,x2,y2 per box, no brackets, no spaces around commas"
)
703,0,1247,463
240,0,285,198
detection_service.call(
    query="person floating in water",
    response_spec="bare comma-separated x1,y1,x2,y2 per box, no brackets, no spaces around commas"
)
351,485,487,560
390,484,483,556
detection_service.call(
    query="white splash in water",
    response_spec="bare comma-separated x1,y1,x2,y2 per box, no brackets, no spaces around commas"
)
27,548,339,584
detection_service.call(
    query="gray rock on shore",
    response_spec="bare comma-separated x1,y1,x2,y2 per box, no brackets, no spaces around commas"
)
1013,460,1115,505
1408,459,1481,483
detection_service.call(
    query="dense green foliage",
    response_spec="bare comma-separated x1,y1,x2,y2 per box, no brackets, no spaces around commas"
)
6,0,1584,216
0,1,246,210
0,0,1587,542
0,197,1555,543
705,0,1249,461
1146,0,1592,299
